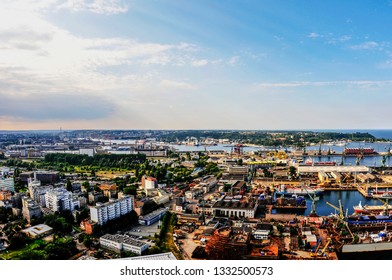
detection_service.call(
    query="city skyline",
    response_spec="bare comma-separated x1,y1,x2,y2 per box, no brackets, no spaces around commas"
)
1,0,392,130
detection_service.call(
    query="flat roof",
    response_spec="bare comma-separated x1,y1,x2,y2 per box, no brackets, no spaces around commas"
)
100,234,148,248
139,207,167,220
124,252,177,260
22,224,53,236
298,166,370,173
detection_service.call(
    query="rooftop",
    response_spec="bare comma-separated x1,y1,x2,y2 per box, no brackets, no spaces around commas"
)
100,234,148,248
123,252,177,260
139,207,167,220
22,224,53,237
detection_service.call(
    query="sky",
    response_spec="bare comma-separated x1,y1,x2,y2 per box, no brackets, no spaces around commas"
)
1,0,392,130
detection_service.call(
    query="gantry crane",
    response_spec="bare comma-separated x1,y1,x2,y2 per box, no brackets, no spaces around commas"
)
326,200,354,239
304,187,319,216
374,197,391,216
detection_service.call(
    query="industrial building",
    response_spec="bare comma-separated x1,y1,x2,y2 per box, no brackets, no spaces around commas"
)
205,227,250,259
99,234,149,255
212,196,257,218
22,224,53,238
138,207,168,225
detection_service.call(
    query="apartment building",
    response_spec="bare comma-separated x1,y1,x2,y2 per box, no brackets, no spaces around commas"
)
90,195,134,225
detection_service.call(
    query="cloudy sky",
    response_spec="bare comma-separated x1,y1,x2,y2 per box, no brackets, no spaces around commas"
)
1,0,392,130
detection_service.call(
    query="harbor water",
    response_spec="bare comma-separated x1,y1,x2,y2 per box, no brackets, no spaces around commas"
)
273,190,387,216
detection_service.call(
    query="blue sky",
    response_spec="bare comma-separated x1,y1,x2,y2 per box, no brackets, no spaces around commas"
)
1,0,392,130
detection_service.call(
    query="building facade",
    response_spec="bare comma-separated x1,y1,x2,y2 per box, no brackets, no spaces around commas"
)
0,177,15,192
90,195,134,225
100,234,149,255
45,188,79,212
22,196,42,224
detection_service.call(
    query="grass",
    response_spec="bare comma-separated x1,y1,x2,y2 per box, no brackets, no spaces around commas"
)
0,239,45,260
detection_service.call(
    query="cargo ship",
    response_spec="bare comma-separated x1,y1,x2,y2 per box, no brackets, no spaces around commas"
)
353,201,392,215
347,214,392,225
303,157,336,166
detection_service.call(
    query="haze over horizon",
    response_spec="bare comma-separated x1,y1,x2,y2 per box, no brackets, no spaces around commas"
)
1,1,392,130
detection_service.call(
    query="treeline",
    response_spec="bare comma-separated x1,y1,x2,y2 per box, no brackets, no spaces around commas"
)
158,130,377,147
43,153,147,168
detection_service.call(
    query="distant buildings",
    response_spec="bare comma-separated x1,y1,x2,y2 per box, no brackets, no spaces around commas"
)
100,234,149,255
20,171,59,184
79,148,95,157
90,195,134,225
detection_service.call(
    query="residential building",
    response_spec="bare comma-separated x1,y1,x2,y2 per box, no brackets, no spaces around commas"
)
30,185,53,207
90,195,134,225
22,196,42,224
45,188,79,212
0,190,12,201
88,191,104,204
142,176,157,193
100,234,149,255
0,177,14,192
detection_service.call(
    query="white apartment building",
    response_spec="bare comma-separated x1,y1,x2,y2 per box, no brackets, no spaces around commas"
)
0,177,15,192
90,195,134,225
45,188,78,212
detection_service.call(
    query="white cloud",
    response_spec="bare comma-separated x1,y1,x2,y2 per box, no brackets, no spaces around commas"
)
350,41,382,50
254,80,392,89
227,56,240,65
307,32,321,39
58,0,130,15
192,59,208,67
159,80,196,90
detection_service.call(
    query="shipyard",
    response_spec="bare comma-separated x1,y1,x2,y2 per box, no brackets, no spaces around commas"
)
2,130,392,260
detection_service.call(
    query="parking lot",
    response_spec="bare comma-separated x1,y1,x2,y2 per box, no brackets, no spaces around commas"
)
128,223,161,238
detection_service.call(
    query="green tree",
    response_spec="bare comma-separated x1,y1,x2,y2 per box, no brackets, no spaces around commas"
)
288,166,297,179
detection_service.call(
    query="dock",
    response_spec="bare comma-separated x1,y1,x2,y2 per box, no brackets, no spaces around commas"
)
356,185,372,198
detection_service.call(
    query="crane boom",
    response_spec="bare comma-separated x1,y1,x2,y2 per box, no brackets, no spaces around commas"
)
319,238,331,256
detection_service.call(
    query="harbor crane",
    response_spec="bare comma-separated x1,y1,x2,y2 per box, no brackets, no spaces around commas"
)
374,197,391,216
310,238,332,258
326,200,354,239
304,188,319,216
